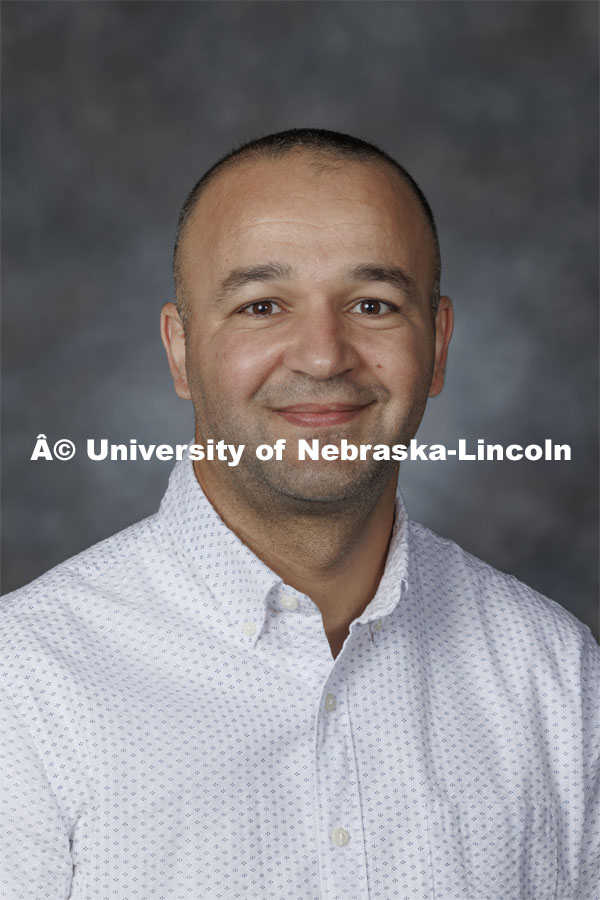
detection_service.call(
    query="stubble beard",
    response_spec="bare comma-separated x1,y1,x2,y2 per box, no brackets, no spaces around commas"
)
192,403,428,521
189,365,433,518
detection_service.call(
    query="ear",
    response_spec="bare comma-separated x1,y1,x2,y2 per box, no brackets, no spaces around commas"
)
160,302,192,400
429,295,454,397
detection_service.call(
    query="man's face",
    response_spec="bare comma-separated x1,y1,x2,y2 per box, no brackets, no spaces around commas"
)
165,153,452,506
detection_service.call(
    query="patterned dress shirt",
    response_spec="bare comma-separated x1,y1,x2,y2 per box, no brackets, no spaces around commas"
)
1,457,598,899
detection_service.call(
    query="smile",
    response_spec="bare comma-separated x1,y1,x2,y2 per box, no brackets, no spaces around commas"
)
272,403,372,428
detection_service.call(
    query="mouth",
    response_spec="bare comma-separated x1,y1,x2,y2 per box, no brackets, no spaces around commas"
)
271,402,373,428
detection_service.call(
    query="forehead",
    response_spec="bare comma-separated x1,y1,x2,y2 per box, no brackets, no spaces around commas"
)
179,153,434,290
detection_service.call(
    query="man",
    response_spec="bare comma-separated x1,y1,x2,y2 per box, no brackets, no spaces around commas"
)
1,129,598,899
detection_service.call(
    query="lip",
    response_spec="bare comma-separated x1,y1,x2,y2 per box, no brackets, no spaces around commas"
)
272,403,372,428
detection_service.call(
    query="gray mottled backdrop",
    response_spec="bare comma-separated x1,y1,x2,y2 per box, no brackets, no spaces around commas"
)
2,1,598,638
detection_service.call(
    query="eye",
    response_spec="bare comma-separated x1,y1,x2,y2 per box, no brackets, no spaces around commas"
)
239,299,283,316
350,299,398,316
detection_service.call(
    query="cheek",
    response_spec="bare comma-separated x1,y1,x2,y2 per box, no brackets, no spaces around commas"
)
368,332,434,393
198,331,282,401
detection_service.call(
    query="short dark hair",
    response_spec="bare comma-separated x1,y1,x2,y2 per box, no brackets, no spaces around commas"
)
173,128,441,324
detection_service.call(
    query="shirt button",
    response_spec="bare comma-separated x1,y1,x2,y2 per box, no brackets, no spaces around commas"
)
281,594,299,610
331,827,350,848
373,619,383,632
242,620,257,636
324,693,337,712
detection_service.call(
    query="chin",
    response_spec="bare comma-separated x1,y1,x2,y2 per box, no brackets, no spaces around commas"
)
251,459,395,507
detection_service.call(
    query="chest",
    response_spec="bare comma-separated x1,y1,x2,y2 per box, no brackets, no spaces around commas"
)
68,607,563,899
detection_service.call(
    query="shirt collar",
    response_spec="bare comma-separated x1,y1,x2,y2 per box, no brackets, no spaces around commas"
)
158,457,412,643
355,492,411,625
158,456,280,645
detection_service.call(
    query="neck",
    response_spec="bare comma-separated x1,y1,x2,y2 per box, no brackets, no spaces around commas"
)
193,460,398,657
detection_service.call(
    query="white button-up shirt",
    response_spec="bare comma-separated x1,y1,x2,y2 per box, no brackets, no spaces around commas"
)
1,458,598,899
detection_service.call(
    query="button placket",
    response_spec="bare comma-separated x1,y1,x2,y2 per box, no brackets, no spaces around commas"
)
313,658,370,897
331,826,350,847
324,693,337,712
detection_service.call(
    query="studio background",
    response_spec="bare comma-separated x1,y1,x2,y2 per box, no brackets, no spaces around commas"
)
2,1,598,638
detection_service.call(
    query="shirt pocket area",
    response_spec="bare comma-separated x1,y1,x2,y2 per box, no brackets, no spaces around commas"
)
426,797,557,900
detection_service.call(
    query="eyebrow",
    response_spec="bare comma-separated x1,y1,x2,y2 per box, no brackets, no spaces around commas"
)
213,262,294,305
212,260,420,306
344,264,420,305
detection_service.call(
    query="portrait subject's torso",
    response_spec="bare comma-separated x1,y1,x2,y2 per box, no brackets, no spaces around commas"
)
2,458,597,899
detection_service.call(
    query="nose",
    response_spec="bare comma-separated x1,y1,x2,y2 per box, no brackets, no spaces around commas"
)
283,301,359,381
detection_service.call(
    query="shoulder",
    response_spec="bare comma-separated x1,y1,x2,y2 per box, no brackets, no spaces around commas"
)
408,518,599,671
0,511,169,650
